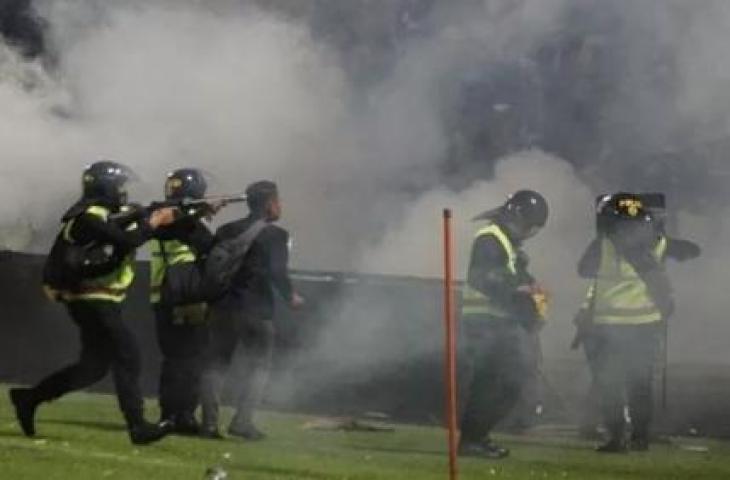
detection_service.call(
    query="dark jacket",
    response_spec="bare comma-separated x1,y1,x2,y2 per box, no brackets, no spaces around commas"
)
214,215,294,319
466,221,538,322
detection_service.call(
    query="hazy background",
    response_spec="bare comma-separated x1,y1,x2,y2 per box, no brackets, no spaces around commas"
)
1,0,730,369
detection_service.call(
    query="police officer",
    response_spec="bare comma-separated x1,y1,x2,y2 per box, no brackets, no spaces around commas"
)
9,161,176,445
200,180,304,440
459,190,549,459
150,168,217,434
576,193,700,452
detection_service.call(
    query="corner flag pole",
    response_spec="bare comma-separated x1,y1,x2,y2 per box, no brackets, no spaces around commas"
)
442,209,459,480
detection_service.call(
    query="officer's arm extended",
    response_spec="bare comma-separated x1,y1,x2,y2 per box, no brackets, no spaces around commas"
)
665,238,701,262
70,212,154,252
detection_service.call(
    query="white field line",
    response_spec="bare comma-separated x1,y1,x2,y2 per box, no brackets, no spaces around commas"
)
0,436,192,470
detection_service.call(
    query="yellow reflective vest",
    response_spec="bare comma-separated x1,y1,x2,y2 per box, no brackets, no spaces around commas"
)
60,205,136,303
589,236,668,325
149,239,196,304
461,222,518,319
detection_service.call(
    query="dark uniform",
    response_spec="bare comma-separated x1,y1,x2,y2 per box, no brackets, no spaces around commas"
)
577,210,700,451
150,214,214,430
9,161,172,445
200,181,296,439
459,221,542,451
458,190,548,459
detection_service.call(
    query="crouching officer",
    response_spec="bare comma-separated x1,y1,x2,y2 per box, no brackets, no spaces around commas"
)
150,169,218,434
9,161,176,445
576,193,700,453
200,180,304,440
458,190,549,459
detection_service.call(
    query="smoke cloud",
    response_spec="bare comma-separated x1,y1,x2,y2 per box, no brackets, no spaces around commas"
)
2,0,730,371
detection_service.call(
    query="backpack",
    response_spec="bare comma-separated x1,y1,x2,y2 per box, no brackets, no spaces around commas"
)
42,231,122,298
159,219,268,306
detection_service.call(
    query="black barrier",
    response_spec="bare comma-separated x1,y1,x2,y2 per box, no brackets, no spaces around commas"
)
1,251,729,438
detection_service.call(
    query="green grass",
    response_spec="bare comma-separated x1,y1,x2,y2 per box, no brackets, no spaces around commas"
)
1,386,729,479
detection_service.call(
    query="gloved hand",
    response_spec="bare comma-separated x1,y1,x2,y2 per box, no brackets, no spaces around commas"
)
518,283,550,320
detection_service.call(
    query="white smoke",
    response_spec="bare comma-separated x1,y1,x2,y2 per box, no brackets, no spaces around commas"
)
2,0,730,368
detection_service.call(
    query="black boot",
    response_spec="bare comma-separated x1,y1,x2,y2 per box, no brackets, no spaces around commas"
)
173,413,201,436
199,424,224,440
9,388,39,437
630,434,650,452
126,410,173,446
228,415,266,441
458,439,510,459
596,437,628,453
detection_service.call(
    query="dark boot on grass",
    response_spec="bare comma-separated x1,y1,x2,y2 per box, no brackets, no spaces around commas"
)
172,412,201,436
458,439,510,459
596,438,628,453
228,418,266,441
9,388,39,437
126,410,173,445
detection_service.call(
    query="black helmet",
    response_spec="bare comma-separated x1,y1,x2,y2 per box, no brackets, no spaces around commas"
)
472,189,548,240
503,190,549,228
597,192,651,221
165,168,208,200
597,192,657,245
82,160,136,208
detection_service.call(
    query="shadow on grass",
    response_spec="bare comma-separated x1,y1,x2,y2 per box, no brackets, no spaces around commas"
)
231,463,335,480
345,443,444,457
42,418,125,432
0,430,66,442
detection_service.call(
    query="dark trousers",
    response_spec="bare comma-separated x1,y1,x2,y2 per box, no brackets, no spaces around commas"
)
155,304,208,420
504,330,543,430
579,332,603,432
458,318,529,443
200,307,274,428
31,300,144,426
591,323,661,441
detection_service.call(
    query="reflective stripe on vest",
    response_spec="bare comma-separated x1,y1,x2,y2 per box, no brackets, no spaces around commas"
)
461,223,517,319
61,205,136,303
149,239,196,303
592,236,668,325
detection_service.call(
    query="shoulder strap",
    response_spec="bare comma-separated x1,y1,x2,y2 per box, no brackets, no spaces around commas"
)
232,219,268,250
475,223,517,275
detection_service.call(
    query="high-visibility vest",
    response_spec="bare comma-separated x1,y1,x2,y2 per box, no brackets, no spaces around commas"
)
61,205,136,303
461,222,518,319
591,236,668,325
149,239,196,304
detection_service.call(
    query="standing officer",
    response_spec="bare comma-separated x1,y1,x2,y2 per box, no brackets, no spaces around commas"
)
9,161,176,445
459,190,549,459
576,193,700,452
200,180,304,440
150,168,217,434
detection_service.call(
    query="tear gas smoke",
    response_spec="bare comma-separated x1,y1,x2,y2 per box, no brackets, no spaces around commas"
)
2,1,730,390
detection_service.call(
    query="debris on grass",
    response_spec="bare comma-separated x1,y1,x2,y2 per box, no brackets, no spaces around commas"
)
302,417,395,433
679,445,710,453
204,466,228,480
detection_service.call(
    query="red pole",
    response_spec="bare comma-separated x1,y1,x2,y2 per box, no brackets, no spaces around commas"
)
442,209,459,480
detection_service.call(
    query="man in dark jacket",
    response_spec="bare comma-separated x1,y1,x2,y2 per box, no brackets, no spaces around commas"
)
200,180,303,440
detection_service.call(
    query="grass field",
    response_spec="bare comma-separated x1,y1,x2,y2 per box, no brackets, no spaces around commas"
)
1,386,729,480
